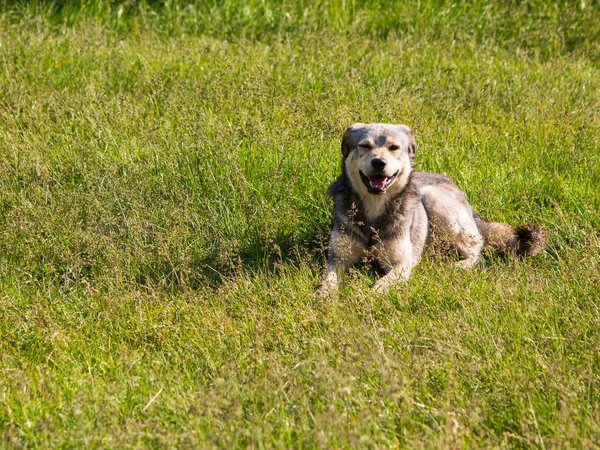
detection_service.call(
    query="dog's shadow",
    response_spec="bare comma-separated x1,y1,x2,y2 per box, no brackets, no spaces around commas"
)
184,226,329,289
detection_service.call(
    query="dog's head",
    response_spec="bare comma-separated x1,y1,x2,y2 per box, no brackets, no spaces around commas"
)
341,123,416,196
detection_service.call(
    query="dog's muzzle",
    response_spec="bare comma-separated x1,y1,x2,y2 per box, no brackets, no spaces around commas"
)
359,170,399,195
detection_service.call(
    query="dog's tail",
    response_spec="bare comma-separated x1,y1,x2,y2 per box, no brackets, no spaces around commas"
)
473,215,546,257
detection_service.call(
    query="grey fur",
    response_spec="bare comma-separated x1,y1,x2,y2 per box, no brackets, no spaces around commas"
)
319,123,545,295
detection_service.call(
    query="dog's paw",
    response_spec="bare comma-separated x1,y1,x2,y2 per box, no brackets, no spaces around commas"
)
316,281,338,299
372,278,391,294
316,273,339,298
316,287,332,299
456,258,479,270
316,286,337,299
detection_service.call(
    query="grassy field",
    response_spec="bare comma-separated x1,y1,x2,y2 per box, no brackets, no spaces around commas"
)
1,0,599,447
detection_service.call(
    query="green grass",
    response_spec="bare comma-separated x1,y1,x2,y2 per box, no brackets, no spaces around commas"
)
1,0,600,447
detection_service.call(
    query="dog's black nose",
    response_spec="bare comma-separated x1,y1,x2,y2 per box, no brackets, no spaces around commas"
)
371,158,387,171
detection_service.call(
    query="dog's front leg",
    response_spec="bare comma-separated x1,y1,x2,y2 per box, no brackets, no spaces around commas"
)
372,235,413,294
318,230,365,297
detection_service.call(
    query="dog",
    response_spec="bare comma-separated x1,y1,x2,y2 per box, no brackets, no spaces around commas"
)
320,123,545,295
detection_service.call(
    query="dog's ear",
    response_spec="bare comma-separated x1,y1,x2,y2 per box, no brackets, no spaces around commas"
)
398,124,416,159
341,123,365,159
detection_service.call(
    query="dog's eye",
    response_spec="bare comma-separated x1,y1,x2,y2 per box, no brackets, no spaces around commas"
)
358,144,372,150
389,145,400,151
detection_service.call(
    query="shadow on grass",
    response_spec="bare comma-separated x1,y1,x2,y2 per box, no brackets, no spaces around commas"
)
157,225,332,291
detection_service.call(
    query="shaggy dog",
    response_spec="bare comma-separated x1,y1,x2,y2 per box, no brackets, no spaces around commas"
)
320,123,545,295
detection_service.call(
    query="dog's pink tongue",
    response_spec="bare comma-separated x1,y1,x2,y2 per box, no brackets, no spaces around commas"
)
370,175,387,190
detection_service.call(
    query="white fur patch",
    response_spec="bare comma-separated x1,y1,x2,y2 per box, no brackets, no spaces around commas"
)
345,149,412,221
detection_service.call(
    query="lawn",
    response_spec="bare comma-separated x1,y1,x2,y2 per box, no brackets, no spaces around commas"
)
0,0,599,447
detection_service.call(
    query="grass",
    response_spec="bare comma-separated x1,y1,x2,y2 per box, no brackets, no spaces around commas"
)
0,0,599,447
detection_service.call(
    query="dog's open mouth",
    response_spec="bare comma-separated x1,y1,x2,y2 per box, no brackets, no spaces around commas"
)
360,171,399,194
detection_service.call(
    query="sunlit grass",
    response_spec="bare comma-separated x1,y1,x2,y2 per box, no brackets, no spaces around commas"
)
0,1,599,447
